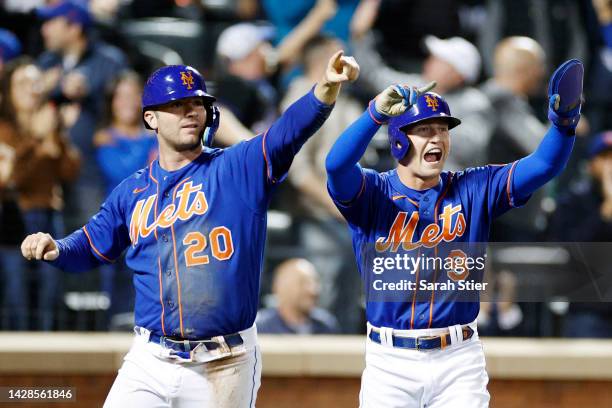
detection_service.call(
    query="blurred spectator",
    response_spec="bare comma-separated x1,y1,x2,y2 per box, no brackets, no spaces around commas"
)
213,107,254,146
215,23,278,134
281,34,362,333
0,58,81,330
36,0,127,229
2,0,44,13
215,3,337,133
351,0,460,71
262,0,358,44
481,36,549,241
549,132,612,241
0,112,25,330
352,30,494,171
548,131,612,337
257,258,340,334
479,0,587,76
89,0,122,23
94,71,157,195
586,0,612,131
478,270,524,336
0,28,22,77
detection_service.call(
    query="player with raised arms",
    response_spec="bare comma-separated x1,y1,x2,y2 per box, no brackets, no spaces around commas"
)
20,51,359,407
325,60,583,407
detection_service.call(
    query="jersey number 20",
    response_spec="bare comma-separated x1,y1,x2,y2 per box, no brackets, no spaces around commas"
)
182,227,234,267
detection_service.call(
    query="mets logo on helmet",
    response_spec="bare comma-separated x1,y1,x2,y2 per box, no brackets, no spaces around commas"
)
425,95,439,111
180,71,194,90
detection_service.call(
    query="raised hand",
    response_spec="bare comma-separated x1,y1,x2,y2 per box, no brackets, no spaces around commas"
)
313,0,338,22
375,81,436,117
314,50,360,105
325,49,360,84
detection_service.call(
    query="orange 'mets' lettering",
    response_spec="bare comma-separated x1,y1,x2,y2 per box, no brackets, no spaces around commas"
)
375,204,466,252
130,181,208,244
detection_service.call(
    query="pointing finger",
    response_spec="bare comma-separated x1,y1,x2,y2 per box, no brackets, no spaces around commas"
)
330,49,345,71
416,81,437,95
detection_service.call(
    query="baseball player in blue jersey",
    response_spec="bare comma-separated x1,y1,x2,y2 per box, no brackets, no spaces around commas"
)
20,52,359,407
325,60,583,407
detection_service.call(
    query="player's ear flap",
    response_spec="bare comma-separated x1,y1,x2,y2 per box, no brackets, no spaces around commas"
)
144,110,158,130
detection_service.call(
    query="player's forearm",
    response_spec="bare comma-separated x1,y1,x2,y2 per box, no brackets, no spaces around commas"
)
513,125,575,199
263,88,333,182
325,104,384,201
50,229,104,273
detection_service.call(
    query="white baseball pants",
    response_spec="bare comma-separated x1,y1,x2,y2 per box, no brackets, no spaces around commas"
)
359,322,489,408
104,325,261,408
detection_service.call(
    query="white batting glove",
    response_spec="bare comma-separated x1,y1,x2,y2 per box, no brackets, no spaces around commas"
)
374,81,437,117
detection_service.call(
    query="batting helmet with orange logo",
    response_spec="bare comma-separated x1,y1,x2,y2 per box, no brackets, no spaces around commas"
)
142,65,219,146
387,92,461,160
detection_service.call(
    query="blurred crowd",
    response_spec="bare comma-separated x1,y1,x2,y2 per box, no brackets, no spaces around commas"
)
0,0,610,338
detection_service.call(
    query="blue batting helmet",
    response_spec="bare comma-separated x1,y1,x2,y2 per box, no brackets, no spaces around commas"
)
387,92,461,160
142,65,219,146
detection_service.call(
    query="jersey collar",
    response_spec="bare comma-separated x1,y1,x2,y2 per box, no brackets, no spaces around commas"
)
388,169,445,202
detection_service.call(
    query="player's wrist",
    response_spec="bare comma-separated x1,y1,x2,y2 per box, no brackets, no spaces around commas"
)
548,97,580,136
313,81,340,106
368,100,390,124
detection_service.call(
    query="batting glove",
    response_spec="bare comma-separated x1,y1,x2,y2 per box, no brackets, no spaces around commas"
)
373,81,436,118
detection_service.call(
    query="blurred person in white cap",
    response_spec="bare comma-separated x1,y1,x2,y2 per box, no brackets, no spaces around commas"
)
216,23,277,82
215,23,278,135
214,1,337,134
350,9,493,171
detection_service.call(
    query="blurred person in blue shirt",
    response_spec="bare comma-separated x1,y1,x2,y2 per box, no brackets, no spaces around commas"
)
262,0,358,44
257,258,340,334
94,71,157,195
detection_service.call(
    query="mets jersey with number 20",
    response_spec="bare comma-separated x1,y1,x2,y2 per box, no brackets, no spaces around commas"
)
52,90,332,339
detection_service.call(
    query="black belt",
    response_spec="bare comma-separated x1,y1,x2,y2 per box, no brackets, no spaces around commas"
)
369,326,474,350
146,330,244,354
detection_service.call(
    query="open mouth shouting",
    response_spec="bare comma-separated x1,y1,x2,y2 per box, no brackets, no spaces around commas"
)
424,147,443,163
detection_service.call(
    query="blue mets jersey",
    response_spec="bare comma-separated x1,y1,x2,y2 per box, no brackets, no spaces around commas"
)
52,89,332,338
331,164,529,329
